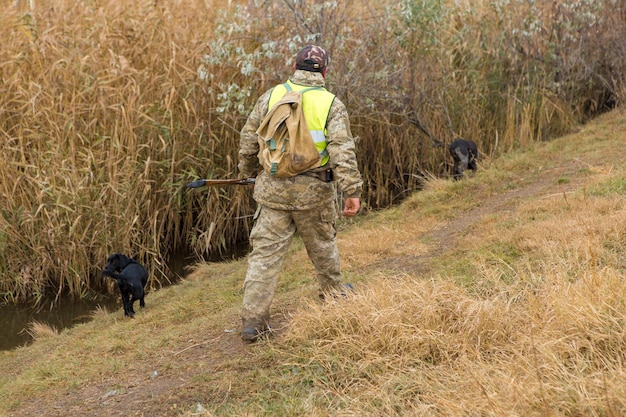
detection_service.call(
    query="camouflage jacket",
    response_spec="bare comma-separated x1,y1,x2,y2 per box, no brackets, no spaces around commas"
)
238,70,363,211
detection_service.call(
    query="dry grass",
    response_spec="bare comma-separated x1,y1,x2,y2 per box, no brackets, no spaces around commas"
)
279,195,626,414
1,106,624,416
23,321,59,340
255,112,625,417
279,272,625,415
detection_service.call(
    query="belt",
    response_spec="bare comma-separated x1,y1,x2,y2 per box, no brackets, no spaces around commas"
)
298,169,334,182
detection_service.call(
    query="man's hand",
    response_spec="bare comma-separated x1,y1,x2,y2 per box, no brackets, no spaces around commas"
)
342,197,360,217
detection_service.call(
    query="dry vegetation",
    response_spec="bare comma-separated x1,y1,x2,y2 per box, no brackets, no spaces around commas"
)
0,0,625,412
0,0,254,302
1,0,625,303
0,106,624,416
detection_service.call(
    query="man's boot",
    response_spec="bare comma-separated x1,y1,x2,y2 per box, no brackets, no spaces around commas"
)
241,318,270,343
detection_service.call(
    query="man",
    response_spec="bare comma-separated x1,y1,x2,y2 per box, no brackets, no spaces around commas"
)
237,45,363,342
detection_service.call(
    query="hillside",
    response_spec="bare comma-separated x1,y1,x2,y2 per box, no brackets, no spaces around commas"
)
1,107,625,416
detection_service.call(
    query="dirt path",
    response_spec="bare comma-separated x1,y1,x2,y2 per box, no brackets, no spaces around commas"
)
370,162,582,276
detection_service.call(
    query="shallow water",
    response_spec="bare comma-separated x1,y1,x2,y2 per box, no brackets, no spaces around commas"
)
0,295,119,351
0,246,249,351
0,254,186,351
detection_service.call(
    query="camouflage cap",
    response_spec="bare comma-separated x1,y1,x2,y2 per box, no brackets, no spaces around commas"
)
295,45,329,72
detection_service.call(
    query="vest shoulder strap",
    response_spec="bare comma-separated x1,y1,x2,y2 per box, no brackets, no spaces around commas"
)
283,82,323,94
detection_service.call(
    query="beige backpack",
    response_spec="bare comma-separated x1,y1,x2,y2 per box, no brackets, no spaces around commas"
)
256,84,322,178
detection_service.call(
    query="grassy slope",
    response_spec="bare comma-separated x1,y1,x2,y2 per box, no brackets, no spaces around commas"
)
1,107,625,416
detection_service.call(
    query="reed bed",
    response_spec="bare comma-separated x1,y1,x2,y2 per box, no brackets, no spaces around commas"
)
1,0,625,302
0,0,253,301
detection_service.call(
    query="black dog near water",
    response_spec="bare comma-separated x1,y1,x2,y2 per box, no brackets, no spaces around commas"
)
449,138,479,180
101,253,148,317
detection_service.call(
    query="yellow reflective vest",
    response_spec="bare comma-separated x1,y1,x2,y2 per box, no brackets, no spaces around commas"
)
268,80,336,167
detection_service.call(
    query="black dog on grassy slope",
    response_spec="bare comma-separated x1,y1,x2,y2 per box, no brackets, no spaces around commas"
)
101,253,148,317
449,138,479,180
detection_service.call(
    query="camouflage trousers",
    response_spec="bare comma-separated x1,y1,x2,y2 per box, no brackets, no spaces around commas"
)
241,201,342,329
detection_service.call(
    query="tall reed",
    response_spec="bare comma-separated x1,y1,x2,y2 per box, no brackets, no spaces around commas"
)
0,0,254,301
0,0,624,302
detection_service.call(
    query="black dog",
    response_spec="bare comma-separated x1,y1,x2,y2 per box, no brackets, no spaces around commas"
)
101,253,148,317
449,138,479,180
